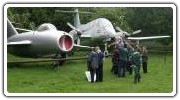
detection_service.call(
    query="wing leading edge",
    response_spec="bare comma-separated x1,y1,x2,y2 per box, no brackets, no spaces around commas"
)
7,40,31,47
127,36,170,40
74,44,92,49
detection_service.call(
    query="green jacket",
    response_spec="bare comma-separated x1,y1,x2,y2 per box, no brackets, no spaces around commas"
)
127,47,134,61
118,47,128,61
132,51,142,66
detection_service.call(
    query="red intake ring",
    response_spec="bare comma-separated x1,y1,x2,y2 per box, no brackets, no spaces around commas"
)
59,35,73,52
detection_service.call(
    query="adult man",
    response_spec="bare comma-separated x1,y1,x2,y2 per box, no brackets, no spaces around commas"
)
131,48,142,84
88,47,99,83
118,44,128,77
126,43,134,75
142,45,148,73
95,46,104,82
111,44,119,75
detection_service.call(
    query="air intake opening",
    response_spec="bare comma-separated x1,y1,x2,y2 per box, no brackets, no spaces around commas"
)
59,35,73,52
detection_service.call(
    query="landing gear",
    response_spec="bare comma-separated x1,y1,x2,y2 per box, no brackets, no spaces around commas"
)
50,60,59,70
50,52,66,70
104,42,109,57
104,50,109,57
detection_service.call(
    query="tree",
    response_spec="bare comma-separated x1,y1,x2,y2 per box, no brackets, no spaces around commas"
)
125,7,173,45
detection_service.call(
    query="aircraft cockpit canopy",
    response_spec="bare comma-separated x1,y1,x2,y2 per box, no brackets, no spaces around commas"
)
37,23,57,31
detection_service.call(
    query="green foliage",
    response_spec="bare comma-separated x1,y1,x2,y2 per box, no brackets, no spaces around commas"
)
7,53,173,93
125,7,173,45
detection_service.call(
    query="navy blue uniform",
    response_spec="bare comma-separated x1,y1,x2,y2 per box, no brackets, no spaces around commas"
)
88,51,98,82
96,51,104,82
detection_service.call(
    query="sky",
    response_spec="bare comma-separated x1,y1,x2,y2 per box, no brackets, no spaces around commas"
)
1,0,179,100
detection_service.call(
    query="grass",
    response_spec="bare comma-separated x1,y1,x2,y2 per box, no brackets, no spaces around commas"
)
6,53,173,93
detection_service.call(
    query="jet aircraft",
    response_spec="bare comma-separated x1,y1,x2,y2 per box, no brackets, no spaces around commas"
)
56,8,170,55
7,8,170,64
7,19,75,58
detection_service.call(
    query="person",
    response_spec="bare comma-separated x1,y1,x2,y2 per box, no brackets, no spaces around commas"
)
95,46,104,82
118,43,128,77
131,48,142,84
126,43,134,75
88,47,99,83
142,45,148,73
111,44,119,75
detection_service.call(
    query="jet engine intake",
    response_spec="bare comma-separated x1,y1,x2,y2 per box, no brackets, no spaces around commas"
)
58,34,74,52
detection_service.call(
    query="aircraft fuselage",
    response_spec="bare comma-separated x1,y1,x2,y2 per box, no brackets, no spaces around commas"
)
7,30,74,58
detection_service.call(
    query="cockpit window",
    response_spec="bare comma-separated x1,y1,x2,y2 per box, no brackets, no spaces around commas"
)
37,23,57,31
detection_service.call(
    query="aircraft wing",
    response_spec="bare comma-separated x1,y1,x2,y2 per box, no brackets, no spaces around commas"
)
127,36,170,40
74,44,92,49
15,28,32,32
80,34,92,38
7,40,31,47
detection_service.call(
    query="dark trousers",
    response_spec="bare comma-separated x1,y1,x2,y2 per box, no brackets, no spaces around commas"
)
97,64,103,82
111,65,118,75
87,62,90,71
143,62,147,73
118,60,126,77
134,73,141,84
129,67,132,75
127,61,132,75
90,68,96,82
133,66,141,84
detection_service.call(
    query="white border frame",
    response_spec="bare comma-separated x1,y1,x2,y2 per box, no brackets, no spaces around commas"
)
4,3,176,97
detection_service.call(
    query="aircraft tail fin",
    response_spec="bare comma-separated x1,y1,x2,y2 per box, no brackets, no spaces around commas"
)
56,8,81,27
73,8,81,27
56,8,93,27
7,19,18,38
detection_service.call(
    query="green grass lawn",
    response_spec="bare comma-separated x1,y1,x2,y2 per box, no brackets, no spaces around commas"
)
6,53,173,93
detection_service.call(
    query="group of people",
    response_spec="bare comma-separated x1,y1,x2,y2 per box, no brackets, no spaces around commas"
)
86,38,148,84
87,46,104,83
111,38,148,84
